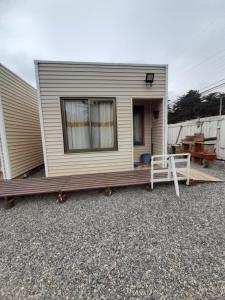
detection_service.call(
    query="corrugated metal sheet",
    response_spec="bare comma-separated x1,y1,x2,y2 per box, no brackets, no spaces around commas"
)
168,115,225,160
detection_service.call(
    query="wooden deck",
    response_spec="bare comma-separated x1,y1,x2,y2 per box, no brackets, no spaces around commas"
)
4,166,217,208
0,170,155,207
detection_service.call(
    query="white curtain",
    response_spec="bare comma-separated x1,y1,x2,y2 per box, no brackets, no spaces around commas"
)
91,101,114,148
65,100,90,150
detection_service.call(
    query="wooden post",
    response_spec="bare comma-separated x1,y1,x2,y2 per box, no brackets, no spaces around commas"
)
104,187,112,197
57,192,67,203
4,197,15,209
188,179,198,186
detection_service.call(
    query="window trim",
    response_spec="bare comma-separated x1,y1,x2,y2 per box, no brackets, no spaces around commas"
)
133,105,145,146
60,97,118,153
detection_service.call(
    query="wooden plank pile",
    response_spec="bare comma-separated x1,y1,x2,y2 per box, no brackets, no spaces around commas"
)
180,133,217,164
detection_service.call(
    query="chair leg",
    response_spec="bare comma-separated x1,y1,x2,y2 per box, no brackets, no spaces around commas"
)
57,192,67,203
4,197,15,209
104,187,113,197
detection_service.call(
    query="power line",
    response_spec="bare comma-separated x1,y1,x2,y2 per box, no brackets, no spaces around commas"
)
178,49,225,76
200,82,225,94
199,78,225,92
170,52,225,90
170,56,225,91
215,64,225,74
174,15,221,61
170,12,225,89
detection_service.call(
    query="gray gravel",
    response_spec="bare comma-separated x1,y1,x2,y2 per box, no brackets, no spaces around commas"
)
0,162,225,299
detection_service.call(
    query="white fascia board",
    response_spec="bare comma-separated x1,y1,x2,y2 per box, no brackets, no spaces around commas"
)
34,59,168,69
0,96,11,179
34,61,49,177
163,64,168,156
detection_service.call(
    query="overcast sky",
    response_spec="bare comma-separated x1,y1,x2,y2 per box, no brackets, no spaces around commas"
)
1,0,225,100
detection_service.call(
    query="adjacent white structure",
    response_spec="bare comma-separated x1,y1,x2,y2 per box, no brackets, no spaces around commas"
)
0,64,43,179
168,115,225,160
35,60,168,177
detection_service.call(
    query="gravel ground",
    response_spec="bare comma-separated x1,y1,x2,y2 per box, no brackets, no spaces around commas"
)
0,162,225,299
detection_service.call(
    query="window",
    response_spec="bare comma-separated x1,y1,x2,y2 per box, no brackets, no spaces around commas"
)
133,105,144,145
61,98,117,152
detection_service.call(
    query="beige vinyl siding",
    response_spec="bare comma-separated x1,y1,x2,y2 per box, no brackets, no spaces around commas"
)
0,64,43,179
133,99,152,162
0,137,5,178
37,61,167,177
151,100,163,155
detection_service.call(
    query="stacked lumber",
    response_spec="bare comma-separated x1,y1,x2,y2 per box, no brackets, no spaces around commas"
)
180,134,216,164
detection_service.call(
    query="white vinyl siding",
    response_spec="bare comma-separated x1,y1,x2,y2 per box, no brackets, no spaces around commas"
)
36,61,167,177
152,101,164,155
0,64,43,179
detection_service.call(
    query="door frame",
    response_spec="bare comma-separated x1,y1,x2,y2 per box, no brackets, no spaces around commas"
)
131,96,166,169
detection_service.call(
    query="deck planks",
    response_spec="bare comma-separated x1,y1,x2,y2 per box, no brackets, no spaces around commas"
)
0,169,151,198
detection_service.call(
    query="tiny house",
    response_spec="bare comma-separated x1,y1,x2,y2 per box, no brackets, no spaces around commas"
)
0,64,43,179
35,61,168,177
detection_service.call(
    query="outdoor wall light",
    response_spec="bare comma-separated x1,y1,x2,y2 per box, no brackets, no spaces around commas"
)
153,110,160,119
145,73,154,86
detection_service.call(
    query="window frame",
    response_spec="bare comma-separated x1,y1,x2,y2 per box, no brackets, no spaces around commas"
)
133,105,145,146
60,97,118,153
